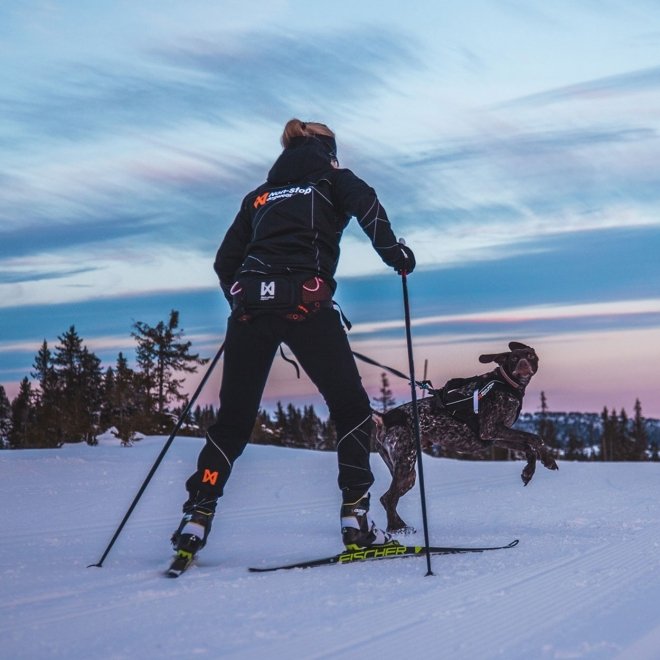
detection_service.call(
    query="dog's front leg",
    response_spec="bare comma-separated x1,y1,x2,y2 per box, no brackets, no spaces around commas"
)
539,444,559,472
492,436,537,485
483,425,548,485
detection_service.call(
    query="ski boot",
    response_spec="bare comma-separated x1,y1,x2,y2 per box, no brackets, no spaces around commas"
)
341,493,399,550
167,499,216,577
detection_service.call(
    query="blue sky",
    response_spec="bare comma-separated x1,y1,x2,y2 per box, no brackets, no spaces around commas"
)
2,0,660,417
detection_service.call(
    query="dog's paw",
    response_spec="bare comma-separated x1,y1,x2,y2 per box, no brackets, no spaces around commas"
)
389,525,417,536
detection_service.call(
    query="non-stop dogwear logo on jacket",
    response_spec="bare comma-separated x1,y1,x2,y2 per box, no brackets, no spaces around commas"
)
252,186,312,208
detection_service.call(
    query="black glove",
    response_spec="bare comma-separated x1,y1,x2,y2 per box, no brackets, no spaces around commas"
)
392,243,416,275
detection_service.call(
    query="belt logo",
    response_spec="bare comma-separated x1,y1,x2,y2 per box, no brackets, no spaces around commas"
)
260,281,275,300
202,469,219,486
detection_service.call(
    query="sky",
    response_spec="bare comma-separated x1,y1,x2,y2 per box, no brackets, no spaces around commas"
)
1,0,660,417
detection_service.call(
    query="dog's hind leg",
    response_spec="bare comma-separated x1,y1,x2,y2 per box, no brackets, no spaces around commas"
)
380,465,417,534
373,416,417,533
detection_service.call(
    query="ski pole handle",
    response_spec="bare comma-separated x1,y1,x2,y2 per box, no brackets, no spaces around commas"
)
398,237,410,277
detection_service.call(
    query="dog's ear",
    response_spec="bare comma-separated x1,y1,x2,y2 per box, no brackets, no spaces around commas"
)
479,351,508,365
508,341,532,351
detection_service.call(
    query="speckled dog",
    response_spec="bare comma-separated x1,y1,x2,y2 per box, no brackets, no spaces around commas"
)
373,342,559,533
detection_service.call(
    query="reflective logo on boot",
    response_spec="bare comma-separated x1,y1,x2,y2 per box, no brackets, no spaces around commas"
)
202,469,219,486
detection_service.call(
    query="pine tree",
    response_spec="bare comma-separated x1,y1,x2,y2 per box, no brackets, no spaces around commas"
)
373,372,396,413
32,340,56,391
131,310,208,431
565,431,584,461
600,407,613,461
8,331,103,448
617,408,636,461
192,404,217,437
0,384,12,448
605,407,626,461
301,404,322,448
251,409,276,445
631,399,648,460
52,327,84,442
30,340,62,447
285,403,304,447
9,378,35,449
615,408,626,460
272,401,288,446
318,418,337,451
104,353,142,445
50,327,104,445
78,347,104,444
100,366,115,431
537,391,558,448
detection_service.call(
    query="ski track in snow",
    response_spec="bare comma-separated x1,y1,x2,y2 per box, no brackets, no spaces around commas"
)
257,526,660,659
4,436,660,659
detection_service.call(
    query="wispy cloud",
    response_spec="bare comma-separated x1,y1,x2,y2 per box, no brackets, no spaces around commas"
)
0,266,95,285
406,126,656,167
349,298,660,335
503,65,660,107
0,212,161,260
0,246,217,307
1,27,421,147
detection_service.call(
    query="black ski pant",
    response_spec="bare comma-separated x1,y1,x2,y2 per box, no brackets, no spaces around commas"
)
184,308,374,509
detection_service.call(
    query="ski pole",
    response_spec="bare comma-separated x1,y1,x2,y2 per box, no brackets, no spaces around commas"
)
89,341,225,568
399,242,434,576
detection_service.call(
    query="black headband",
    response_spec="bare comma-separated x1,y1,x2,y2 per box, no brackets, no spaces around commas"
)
316,134,337,159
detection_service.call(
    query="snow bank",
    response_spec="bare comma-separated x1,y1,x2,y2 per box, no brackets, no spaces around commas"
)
3,438,660,659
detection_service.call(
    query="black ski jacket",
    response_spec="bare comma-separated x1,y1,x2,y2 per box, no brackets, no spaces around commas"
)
214,137,403,298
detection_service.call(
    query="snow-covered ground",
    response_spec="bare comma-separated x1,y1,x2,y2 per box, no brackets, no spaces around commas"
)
4,435,660,659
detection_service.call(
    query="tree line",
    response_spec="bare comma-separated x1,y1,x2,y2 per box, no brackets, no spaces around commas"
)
529,396,656,462
0,322,657,462
1,310,207,448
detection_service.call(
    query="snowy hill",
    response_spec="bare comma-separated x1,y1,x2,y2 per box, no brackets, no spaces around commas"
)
4,437,660,659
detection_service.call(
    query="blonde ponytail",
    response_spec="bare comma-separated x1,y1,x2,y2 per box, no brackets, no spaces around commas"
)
281,118,335,148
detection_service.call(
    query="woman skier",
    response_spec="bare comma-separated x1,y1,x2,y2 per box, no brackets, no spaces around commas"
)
170,118,415,568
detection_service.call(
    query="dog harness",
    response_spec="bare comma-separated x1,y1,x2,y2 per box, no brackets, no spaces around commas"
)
433,367,526,435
